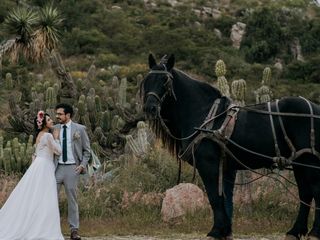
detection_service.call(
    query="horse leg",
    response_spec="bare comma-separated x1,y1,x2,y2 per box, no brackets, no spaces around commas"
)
196,142,231,239
307,193,320,240
286,168,312,239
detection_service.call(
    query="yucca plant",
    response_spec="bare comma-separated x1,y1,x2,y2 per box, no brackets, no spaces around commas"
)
1,7,38,62
33,5,63,60
0,5,63,63
4,7,38,43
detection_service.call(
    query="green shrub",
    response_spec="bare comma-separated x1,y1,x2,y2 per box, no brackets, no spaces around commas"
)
241,7,284,63
96,53,121,68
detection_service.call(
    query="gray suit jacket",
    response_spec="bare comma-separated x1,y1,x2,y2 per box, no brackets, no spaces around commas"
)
54,122,91,172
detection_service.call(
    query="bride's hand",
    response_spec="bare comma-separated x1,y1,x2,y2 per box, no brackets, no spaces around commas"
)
53,129,60,140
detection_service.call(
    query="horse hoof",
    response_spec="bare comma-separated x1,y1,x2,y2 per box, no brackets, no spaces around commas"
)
284,234,299,240
307,236,320,240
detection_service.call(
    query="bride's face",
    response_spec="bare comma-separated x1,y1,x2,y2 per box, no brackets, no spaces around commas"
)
45,116,54,129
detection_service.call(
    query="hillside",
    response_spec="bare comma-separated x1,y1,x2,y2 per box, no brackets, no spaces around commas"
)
1,0,320,84
0,0,320,165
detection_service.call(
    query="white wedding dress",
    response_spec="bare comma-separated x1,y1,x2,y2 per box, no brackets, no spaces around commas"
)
0,133,64,240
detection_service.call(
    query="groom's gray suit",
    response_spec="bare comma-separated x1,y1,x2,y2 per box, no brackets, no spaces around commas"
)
54,121,91,231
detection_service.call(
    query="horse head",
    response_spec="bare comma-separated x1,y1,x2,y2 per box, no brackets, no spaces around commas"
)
142,54,176,119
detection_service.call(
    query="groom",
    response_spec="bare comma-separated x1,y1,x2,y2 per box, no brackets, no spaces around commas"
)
54,103,91,240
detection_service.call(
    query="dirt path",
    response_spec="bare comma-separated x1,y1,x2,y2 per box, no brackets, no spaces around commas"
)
80,235,283,240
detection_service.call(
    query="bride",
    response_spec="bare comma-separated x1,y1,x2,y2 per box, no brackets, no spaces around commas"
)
0,111,64,240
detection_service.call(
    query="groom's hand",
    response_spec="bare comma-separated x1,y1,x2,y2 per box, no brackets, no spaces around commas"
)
75,165,85,174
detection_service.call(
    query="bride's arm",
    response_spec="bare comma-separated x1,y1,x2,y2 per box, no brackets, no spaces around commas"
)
47,133,62,155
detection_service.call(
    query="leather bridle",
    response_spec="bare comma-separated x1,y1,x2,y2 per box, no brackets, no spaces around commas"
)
143,69,177,106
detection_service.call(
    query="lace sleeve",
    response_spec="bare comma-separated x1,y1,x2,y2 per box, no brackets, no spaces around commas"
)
46,133,62,155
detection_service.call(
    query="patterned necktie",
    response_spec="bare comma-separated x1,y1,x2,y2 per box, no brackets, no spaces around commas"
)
62,125,67,162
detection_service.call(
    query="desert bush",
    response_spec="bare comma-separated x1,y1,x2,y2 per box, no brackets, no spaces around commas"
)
241,7,284,63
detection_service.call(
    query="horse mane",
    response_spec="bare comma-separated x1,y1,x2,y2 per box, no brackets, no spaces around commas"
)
148,68,222,159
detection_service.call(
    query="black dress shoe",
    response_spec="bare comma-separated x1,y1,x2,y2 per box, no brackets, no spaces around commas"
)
70,229,81,240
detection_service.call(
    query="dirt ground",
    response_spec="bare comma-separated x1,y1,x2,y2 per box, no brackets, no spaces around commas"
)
80,235,284,240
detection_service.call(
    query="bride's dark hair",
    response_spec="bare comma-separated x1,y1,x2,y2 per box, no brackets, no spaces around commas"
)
33,111,51,142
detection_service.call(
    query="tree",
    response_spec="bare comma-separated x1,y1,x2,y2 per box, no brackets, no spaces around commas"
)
241,7,284,63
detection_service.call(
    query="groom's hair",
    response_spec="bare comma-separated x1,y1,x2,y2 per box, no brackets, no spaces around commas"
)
55,103,74,118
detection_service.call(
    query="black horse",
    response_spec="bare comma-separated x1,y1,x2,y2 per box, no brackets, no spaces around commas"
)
142,54,320,239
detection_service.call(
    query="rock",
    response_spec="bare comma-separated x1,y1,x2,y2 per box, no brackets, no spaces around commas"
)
161,183,209,223
290,37,304,62
230,22,246,49
214,28,222,39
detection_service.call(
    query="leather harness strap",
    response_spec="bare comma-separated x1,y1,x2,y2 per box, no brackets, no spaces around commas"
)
268,102,282,159
177,96,320,195
275,100,296,155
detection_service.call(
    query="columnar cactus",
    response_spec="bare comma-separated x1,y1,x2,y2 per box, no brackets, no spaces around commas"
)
45,87,57,109
119,77,127,107
111,115,125,132
215,60,227,77
87,64,96,82
137,121,149,154
125,121,150,158
5,72,13,89
215,60,230,97
255,85,272,103
46,49,77,102
231,79,246,106
43,81,50,90
0,136,3,169
125,135,140,156
255,67,273,104
95,95,102,112
110,76,120,103
101,110,112,132
262,67,272,86
93,127,108,147
0,136,34,174
0,55,2,83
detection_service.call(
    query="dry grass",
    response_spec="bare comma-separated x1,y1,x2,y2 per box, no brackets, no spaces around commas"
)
0,149,308,238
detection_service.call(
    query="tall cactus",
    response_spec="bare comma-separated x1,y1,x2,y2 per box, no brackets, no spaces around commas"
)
137,121,149,154
0,136,34,174
231,79,246,106
5,72,13,89
101,110,112,132
87,64,96,82
45,87,57,109
215,60,230,97
255,67,273,104
262,67,272,86
119,77,127,107
125,135,140,157
125,121,150,158
0,136,3,169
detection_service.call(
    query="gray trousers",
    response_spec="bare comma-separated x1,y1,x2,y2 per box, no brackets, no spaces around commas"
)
56,164,80,230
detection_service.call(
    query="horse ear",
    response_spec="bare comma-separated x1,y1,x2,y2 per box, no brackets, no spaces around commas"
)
166,54,175,71
148,54,157,69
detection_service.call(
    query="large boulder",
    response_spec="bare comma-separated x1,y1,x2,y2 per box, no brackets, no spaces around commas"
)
161,183,210,223
230,22,246,49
